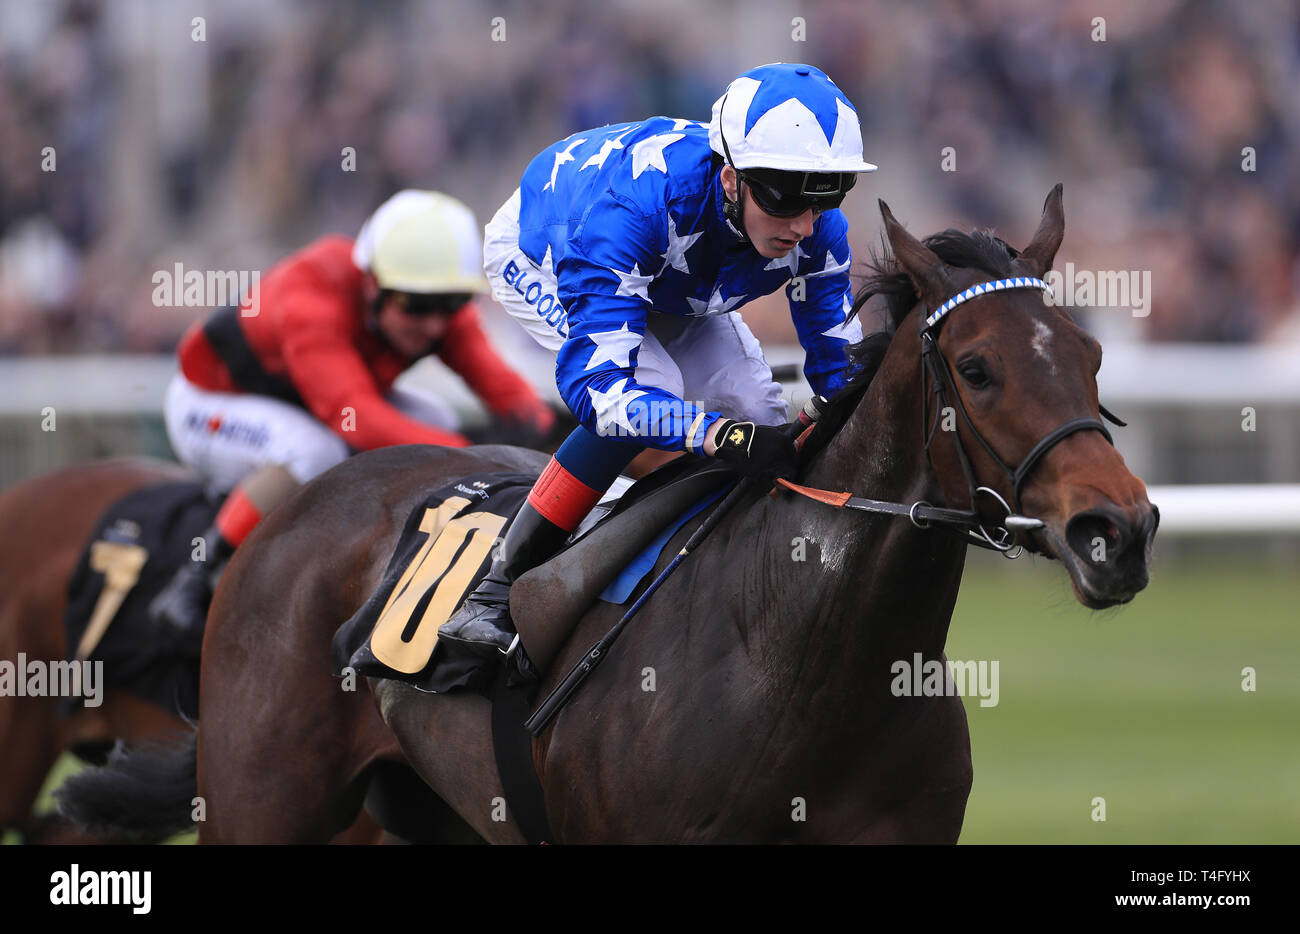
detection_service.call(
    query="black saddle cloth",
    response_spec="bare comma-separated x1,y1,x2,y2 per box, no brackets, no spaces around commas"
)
61,480,218,720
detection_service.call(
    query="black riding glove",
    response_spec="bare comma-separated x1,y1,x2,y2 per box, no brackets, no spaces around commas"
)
710,419,799,484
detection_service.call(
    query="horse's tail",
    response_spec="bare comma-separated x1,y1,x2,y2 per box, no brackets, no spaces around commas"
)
55,729,198,840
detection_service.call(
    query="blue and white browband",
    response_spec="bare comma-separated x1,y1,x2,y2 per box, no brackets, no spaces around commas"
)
923,277,1055,332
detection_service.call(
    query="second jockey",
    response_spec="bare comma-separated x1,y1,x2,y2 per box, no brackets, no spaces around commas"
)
151,190,555,642
437,63,876,681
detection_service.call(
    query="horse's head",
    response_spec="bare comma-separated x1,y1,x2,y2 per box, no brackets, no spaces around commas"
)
880,185,1157,608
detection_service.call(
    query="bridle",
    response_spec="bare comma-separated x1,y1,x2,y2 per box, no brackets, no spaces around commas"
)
528,276,1127,734
780,275,1126,558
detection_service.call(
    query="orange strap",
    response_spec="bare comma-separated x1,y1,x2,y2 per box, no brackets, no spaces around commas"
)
775,478,852,508
214,487,264,546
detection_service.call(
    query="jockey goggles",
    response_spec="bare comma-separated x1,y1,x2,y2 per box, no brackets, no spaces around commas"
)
387,290,472,316
717,103,855,217
737,166,856,217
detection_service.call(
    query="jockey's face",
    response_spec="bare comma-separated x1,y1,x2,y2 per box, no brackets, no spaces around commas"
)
376,294,452,357
720,164,818,259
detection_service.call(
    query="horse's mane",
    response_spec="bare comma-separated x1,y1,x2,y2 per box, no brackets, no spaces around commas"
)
800,228,1019,463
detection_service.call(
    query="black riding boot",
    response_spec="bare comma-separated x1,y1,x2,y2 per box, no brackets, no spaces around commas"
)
149,525,233,652
437,501,570,682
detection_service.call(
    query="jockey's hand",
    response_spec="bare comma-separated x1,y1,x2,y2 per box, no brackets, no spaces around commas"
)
465,401,564,451
706,418,799,484
508,398,557,437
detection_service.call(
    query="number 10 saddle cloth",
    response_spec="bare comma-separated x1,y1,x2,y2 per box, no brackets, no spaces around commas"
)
331,473,533,695
331,463,733,696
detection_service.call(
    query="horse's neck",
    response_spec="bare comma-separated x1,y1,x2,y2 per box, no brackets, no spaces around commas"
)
805,328,930,505
743,322,967,713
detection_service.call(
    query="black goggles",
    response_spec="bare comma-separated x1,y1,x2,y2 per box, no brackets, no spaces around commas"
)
386,291,473,316
738,168,855,217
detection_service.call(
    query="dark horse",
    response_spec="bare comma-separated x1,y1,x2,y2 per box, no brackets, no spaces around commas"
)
0,458,383,844
60,188,1156,843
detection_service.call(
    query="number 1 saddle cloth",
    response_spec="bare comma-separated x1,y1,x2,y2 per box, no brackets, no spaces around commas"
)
61,481,217,721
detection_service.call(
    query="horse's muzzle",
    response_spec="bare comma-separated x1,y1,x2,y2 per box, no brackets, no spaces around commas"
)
1048,500,1159,608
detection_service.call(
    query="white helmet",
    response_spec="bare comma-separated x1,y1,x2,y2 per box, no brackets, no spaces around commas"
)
709,63,877,174
352,190,489,294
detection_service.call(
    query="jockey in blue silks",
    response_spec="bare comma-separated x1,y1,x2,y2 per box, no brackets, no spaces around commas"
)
438,63,878,681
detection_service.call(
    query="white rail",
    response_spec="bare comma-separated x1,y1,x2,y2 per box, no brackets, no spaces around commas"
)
1145,485,1300,535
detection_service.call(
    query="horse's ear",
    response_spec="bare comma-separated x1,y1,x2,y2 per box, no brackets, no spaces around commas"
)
879,200,952,305
1017,183,1064,277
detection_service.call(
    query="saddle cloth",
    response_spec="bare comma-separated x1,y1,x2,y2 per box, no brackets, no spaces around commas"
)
331,462,734,694
331,473,534,693
61,481,217,719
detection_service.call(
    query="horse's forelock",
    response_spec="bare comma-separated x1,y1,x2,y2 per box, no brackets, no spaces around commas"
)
801,228,1023,463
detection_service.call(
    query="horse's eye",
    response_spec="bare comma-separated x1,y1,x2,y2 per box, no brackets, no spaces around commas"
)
958,359,991,389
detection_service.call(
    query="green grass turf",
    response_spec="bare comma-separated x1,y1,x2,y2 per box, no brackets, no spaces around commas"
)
947,551,1299,843
8,554,1295,845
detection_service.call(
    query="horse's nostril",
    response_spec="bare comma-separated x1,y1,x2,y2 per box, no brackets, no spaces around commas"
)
1065,510,1129,567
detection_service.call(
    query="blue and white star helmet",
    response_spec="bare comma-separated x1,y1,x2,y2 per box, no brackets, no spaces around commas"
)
708,63,877,174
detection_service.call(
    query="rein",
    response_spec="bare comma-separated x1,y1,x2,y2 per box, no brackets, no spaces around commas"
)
782,276,1126,558
525,276,1127,733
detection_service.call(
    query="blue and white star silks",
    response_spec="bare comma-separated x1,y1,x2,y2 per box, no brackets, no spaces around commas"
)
806,250,851,279
611,263,654,300
581,128,632,172
516,117,860,451
686,286,745,317
544,136,588,192
821,293,863,344
661,214,702,275
583,322,640,371
765,241,807,275
586,378,647,437
630,133,682,179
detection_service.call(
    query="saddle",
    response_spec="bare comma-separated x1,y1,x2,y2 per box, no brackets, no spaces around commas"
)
511,459,734,672
330,458,736,693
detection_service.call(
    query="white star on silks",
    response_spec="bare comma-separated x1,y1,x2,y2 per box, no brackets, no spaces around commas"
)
660,214,702,275
543,136,588,192
669,118,708,131
610,262,654,300
583,322,641,371
630,133,683,179
822,297,863,343
686,285,745,316
806,249,851,279
765,240,808,275
587,378,648,437
580,129,633,171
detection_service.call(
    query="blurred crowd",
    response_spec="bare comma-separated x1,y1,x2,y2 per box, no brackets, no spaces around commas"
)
0,0,1297,355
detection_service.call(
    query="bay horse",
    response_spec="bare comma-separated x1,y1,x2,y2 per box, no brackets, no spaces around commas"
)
0,459,194,843
59,187,1157,843
0,458,384,844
